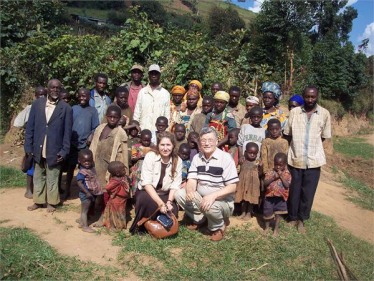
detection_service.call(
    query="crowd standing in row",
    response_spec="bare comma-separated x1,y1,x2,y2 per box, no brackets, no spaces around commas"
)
20,63,331,241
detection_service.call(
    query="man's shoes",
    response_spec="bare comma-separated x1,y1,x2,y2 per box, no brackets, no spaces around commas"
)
210,228,225,242
186,219,207,231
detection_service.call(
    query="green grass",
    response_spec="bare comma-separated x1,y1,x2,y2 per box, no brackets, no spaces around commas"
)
342,174,374,211
334,136,374,160
0,227,124,280
0,166,26,188
114,212,374,280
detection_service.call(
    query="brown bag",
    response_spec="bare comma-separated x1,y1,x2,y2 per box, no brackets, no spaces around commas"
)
21,153,33,173
137,207,179,239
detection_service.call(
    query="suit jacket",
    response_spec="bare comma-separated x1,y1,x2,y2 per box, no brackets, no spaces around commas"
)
24,97,72,167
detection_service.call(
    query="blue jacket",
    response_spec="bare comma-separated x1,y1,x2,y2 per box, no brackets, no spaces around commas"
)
24,97,72,167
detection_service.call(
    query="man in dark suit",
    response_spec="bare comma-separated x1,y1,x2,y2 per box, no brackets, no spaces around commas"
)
25,79,72,212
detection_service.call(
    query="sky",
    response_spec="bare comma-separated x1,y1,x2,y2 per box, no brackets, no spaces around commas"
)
232,0,374,56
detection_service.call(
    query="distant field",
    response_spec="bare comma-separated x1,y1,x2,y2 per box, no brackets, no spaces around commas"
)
66,0,256,26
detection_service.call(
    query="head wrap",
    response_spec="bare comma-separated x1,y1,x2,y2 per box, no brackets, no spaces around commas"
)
189,80,202,91
261,81,282,100
214,91,230,103
246,96,260,105
171,85,186,96
289,94,304,106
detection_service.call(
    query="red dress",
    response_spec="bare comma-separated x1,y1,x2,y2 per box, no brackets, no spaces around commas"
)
102,177,129,230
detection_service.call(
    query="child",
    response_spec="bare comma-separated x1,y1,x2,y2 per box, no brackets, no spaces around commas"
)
190,96,214,134
59,89,71,104
263,153,291,236
174,123,187,151
89,105,128,226
237,106,266,164
187,132,199,161
235,142,263,220
178,143,191,188
63,88,100,200
76,149,102,233
129,129,152,196
112,86,133,123
219,128,240,166
102,161,130,230
151,116,168,144
242,96,260,125
261,119,289,174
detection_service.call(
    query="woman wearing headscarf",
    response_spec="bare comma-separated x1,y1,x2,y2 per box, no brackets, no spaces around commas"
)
177,80,202,133
241,95,260,125
288,94,304,112
261,81,287,129
169,85,187,131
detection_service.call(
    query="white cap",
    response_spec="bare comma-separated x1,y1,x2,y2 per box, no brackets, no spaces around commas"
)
148,64,161,73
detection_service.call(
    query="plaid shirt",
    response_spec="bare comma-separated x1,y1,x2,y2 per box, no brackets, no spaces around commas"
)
283,105,331,169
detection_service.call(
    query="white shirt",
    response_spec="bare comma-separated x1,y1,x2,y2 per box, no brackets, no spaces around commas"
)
133,84,170,131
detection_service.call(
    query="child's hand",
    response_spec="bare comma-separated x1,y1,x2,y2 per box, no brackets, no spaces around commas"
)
239,156,245,165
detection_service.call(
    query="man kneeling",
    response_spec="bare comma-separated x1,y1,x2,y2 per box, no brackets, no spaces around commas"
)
175,127,238,241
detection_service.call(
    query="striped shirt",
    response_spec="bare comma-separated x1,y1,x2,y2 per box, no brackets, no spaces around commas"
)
283,105,331,169
188,148,239,199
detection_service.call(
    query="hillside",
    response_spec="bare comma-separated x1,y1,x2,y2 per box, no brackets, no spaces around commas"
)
66,0,256,26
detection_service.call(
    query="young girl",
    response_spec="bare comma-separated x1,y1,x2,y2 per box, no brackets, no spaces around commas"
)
89,105,128,226
76,149,102,233
102,161,129,230
234,142,263,220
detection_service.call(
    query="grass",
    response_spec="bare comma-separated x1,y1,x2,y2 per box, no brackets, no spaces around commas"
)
0,227,124,280
342,174,374,211
114,212,374,280
0,166,26,188
334,136,374,160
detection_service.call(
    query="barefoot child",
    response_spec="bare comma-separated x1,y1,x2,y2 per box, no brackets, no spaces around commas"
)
235,142,263,220
89,105,129,226
263,153,291,236
238,106,266,164
102,161,130,230
178,143,191,188
129,129,152,196
261,119,288,174
76,149,102,233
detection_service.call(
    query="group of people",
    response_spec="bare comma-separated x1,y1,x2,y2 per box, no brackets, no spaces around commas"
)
21,63,331,241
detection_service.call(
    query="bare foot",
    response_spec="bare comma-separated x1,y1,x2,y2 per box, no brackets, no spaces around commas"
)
243,213,252,221
288,220,297,227
24,192,33,199
297,221,306,234
27,203,41,211
272,229,279,237
92,221,103,227
47,204,56,213
82,226,96,233
238,212,246,219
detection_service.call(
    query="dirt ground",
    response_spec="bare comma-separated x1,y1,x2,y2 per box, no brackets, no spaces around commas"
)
0,136,373,272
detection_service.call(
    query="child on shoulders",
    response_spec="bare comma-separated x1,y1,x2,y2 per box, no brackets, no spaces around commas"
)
235,142,263,220
76,149,102,233
263,153,291,237
102,161,129,230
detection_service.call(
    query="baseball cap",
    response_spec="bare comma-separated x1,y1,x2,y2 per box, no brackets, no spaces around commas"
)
130,64,144,72
148,64,161,73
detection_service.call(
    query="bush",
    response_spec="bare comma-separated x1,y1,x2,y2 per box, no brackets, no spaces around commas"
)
319,99,345,120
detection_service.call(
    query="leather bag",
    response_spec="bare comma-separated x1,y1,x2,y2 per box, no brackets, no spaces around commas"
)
137,207,179,239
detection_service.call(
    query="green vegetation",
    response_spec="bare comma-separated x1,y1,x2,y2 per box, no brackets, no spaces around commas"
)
114,212,373,280
342,174,374,211
0,166,26,188
0,227,123,280
334,136,374,160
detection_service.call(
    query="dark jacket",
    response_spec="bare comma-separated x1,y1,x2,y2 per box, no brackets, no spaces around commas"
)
24,97,72,167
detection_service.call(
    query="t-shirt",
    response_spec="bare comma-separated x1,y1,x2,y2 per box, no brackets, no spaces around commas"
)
237,124,266,154
72,105,100,149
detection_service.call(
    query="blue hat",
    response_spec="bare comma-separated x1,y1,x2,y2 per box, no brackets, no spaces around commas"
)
289,94,304,106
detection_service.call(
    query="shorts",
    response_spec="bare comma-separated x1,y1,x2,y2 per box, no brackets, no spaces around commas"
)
79,191,97,202
263,197,287,220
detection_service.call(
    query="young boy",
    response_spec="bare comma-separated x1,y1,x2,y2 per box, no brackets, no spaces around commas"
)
237,106,266,164
59,89,71,104
178,143,191,188
126,120,141,165
190,96,214,134
263,153,291,237
62,88,100,200
76,149,102,233
174,123,187,151
261,119,289,174
187,131,199,161
112,86,133,124
151,116,168,144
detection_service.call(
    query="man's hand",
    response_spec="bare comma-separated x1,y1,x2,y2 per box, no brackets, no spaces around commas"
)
56,154,64,163
186,190,195,201
201,193,217,212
